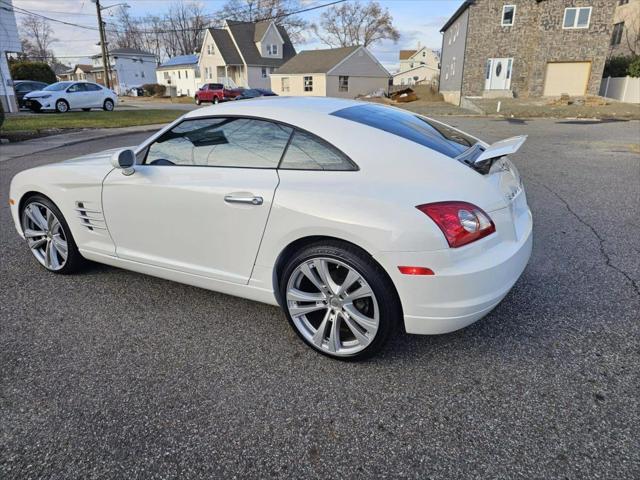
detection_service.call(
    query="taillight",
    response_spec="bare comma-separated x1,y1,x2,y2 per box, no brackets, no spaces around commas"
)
416,201,496,248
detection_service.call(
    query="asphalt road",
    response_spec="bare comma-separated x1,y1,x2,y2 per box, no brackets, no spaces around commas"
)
1,118,639,479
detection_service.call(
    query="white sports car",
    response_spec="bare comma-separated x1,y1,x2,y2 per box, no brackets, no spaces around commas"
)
23,81,117,113
9,97,532,360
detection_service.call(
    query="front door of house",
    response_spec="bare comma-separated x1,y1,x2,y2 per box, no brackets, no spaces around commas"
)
485,58,513,90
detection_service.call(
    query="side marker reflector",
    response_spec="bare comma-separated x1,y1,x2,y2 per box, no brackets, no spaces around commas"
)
9,199,15,205
398,266,435,276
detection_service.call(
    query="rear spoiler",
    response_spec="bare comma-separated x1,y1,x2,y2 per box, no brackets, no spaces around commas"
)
473,135,527,173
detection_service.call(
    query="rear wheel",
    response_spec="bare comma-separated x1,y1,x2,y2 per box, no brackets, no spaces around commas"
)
280,241,399,360
55,99,69,113
103,99,114,111
20,195,86,274
213,96,219,105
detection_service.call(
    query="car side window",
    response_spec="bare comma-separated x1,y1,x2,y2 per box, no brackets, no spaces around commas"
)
67,83,85,93
85,83,102,91
279,130,356,171
146,117,293,168
15,83,29,92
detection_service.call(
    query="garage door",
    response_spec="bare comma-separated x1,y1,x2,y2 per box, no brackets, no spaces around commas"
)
543,62,591,96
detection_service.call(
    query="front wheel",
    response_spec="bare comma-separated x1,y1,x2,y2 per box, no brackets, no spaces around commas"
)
280,241,400,360
195,96,201,105
55,99,69,113
103,99,114,111
20,195,87,274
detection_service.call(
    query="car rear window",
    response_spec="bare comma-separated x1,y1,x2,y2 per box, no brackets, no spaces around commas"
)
330,104,476,158
209,83,223,90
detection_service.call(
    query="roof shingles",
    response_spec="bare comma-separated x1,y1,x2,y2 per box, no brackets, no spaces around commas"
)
273,46,360,75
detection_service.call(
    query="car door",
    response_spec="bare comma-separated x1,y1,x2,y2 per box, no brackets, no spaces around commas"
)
102,116,292,284
84,82,104,106
66,83,89,108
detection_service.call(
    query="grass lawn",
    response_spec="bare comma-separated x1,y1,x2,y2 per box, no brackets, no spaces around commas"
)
1,109,184,133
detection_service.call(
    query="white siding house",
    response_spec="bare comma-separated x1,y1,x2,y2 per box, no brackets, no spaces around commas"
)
393,46,440,86
199,20,296,89
156,54,201,97
91,48,157,94
0,0,21,112
270,46,390,98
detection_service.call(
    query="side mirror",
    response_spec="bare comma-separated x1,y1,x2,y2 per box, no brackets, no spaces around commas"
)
111,149,136,175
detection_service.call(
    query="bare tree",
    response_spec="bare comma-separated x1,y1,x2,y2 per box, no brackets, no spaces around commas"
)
313,0,399,48
217,0,309,43
109,5,144,50
19,16,57,63
162,1,208,57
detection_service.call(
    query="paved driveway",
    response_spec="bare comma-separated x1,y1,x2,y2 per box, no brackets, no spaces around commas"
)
1,118,638,479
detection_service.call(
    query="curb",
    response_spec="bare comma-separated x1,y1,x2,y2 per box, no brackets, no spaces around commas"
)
0,124,165,162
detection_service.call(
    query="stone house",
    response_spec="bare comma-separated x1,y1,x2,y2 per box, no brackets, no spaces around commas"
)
439,0,617,104
199,20,296,89
609,0,639,58
270,46,390,98
393,46,440,86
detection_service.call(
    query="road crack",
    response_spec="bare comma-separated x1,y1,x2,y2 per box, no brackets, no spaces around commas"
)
526,176,640,298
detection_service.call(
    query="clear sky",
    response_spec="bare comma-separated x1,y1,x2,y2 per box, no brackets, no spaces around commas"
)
11,0,462,71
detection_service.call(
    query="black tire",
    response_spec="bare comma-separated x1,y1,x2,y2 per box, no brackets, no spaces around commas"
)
82,108,91,112
279,240,400,360
195,96,201,105
55,99,69,113
213,96,219,105
103,99,114,111
20,194,87,274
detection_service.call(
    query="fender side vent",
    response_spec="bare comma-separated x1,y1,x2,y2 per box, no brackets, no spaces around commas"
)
75,201,106,232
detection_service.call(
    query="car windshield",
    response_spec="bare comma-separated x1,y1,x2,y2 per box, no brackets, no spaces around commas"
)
44,82,73,91
331,103,476,158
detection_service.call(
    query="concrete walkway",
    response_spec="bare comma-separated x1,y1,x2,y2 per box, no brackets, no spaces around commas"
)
0,124,165,162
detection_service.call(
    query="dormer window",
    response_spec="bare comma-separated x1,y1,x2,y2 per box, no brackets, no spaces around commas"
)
267,44,278,56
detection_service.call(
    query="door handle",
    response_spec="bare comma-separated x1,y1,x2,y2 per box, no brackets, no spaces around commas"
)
224,194,263,206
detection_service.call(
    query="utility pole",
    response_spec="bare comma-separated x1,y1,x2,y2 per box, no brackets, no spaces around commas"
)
94,0,111,89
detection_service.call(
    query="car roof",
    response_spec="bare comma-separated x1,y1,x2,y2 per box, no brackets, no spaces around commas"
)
185,96,364,120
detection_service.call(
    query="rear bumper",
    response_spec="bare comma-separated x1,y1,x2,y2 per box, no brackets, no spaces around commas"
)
376,211,532,335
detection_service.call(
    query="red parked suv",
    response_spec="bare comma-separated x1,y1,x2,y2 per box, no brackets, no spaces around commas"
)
194,83,243,105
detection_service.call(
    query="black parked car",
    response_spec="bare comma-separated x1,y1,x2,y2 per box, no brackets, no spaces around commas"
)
14,80,49,108
233,88,277,101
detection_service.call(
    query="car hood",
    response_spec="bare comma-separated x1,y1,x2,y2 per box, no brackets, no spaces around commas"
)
24,90,51,99
63,147,135,166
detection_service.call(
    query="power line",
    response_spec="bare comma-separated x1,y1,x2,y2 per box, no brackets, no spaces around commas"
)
2,0,346,35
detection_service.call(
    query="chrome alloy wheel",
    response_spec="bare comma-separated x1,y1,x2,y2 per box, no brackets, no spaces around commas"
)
286,257,379,356
21,202,68,271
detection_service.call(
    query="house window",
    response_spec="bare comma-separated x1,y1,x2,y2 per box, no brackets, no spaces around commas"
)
339,76,349,92
267,44,278,56
281,77,290,92
185,70,188,79
619,0,629,5
304,76,313,92
141,71,145,78
563,7,591,29
207,44,214,55
178,71,181,79
485,59,492,80
501,5,515,26
611,22,625,45
163,72,169,80
261,67,268,78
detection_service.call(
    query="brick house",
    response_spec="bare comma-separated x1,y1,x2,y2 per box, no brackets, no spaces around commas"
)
439,0,617,105
609,0,640,58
